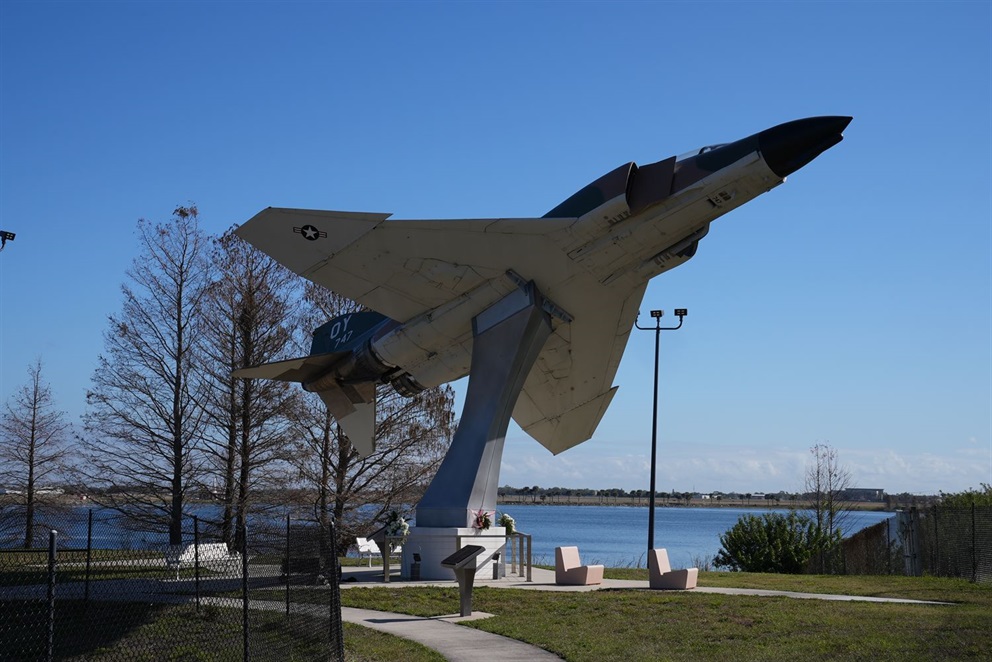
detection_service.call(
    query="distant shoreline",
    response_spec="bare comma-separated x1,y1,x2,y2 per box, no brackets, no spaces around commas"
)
497,494,893,511
2,493,896,513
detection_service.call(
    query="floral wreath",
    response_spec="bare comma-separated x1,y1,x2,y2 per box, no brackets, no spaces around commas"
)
473,509,492,531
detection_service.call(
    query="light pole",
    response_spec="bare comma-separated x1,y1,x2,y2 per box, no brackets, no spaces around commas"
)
634,308,687,557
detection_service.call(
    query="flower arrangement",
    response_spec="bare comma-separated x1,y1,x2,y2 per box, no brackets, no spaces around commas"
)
384,511,409,540
497,512,515,535
473,509,492,531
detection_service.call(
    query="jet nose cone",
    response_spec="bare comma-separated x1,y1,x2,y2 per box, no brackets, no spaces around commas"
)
759,116,852,178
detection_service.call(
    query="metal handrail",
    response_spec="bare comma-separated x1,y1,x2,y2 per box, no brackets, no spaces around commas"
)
506,531,533,582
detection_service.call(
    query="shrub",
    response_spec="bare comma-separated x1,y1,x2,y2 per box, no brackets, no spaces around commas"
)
714,511,839,573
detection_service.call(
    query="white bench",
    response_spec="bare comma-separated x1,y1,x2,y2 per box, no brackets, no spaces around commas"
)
164,542,241,579
355,537,381,567
354,536,402,567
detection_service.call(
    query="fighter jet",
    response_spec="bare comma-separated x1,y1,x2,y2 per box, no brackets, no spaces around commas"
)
234,116,851,457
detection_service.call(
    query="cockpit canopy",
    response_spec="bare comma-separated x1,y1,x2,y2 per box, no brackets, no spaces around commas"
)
675,144,728,162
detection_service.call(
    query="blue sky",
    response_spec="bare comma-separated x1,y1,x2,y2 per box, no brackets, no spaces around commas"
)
1,1,989,495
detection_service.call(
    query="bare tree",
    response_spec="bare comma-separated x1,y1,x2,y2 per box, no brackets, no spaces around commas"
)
79,206,211,545
804,442,853,572
199,228,300,546
291,285,456,548
0,359,69,547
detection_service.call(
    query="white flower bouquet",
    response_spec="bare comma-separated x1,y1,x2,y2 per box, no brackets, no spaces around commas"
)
497,512,515,535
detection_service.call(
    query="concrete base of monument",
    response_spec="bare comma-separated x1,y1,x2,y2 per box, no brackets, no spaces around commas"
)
401,526,507,581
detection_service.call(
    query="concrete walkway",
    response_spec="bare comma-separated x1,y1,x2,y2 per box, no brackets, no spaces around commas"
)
340,606,561,661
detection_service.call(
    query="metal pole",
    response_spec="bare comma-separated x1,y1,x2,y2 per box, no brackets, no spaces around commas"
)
194,516,201,613
972,502,977,582
84,509,93,604
933,504,939,575
327,513,344,662
634,310,686,561
647,325,660,556
526,533,532,582
242,520,250,662
46,530,57,662
285,514,291,616
886,517,892,575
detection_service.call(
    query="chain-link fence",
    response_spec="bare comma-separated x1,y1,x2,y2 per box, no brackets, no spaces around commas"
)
0,508,344,661
837,516,901,576
837,505,991,583
908,504,992,583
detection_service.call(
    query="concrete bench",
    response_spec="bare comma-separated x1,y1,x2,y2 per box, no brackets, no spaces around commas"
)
164,542,241,580
555,546,604,586
648,548,698,590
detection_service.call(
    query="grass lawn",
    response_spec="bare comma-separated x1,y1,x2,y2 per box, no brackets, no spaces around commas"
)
326,573,991,661
7,546,989,660
0,599,442,661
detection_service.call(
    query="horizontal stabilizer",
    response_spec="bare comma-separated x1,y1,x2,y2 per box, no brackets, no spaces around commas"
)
232,352,346,383
236,351,378,457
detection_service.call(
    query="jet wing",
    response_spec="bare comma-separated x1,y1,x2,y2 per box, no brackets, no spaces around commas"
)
512,282,647,454
236,208,645,453
236,208,579,323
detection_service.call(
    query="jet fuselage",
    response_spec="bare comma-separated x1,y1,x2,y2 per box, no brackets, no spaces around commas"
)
234,116,851,455
366,117,851,393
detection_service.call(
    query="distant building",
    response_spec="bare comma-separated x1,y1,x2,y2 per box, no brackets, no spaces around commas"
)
842,487,885,502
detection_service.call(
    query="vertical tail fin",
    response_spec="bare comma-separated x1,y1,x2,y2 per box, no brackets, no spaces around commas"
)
316,383,377,457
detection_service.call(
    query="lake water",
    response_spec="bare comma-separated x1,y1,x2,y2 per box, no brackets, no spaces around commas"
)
11,504,893,570
494,505,893,569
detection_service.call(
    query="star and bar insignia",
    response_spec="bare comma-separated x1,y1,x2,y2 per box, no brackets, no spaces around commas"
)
293,224,327,241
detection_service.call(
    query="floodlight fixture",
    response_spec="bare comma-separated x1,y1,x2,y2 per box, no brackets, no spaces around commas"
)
650,309,663,318
674,308,688,318
0,230,13,251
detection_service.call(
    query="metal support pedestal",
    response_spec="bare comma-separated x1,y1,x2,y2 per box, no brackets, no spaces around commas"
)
405,282,552,580
416,282,551,527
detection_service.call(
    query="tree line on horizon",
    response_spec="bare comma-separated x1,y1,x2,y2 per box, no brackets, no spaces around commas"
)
498,484,923,505
0,205,456,550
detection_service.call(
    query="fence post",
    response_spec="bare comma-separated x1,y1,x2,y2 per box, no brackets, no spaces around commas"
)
85,509,93,604
285,514,291,616
327,514,344,662
886,517,891,575
933,504,939,576
972,502,977,583
242,520,250,662
525,533,533,582
193,515,201,613
46,529,57,662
